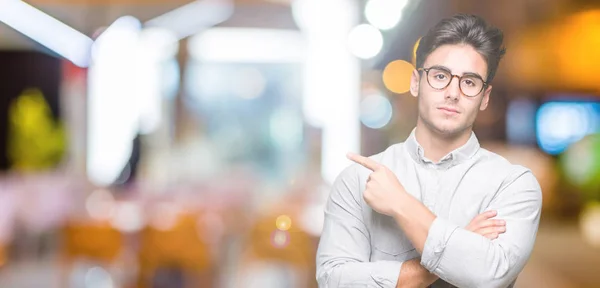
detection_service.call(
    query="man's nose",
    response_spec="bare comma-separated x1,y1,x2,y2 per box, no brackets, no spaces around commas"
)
445,75,461,100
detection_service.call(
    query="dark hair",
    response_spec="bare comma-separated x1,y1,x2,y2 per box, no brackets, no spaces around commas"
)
416,14,506,83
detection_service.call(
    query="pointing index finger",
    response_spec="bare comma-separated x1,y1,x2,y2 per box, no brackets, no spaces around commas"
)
346,152,381,171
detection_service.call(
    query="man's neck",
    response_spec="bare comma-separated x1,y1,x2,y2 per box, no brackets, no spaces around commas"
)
414,120,473,163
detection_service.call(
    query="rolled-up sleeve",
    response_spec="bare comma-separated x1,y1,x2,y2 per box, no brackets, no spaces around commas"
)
316,164,403,287
420,168,542,288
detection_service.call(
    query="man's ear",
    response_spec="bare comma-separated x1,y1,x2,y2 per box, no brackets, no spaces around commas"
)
480,85,492,111
410,69,420,97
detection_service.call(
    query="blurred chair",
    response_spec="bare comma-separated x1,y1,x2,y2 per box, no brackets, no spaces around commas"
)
60,220,124,287
238,211,318,288
0,243,7,269
136,211,215,288
62,221,123,262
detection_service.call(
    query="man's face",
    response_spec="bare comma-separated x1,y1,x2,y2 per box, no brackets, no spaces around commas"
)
410,44,492,138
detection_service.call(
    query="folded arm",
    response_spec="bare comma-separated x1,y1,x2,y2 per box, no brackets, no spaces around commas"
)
392,168,542,288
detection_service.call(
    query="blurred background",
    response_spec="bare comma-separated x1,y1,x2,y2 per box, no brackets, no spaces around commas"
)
0,0,599,287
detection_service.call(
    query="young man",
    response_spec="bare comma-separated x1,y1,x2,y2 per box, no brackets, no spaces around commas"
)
316,14,542,288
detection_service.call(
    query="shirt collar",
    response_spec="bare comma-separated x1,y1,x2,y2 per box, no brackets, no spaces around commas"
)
404,127,480,167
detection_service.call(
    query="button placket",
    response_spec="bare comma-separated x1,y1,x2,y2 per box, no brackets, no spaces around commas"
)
428,168,441,212
420,167,432,211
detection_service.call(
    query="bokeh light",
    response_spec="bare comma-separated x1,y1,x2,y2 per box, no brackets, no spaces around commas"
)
536,102,600,155
85,189,116,220
364,0,408,30
110,202,144,233
580,202,600,248
561,134,600,196
382,59,414,94
275,215,292,231
84,266,114,288
150,202,180,231
360,93,393,129
347,24,383,60
271,230,290,249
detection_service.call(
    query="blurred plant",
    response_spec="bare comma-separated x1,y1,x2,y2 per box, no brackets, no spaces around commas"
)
7,88,66,171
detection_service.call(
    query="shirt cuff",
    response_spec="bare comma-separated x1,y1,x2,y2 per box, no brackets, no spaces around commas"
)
420,217,459,272
371,261,404,287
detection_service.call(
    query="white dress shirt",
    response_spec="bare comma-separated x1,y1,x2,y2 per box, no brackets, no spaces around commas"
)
316,129,542,288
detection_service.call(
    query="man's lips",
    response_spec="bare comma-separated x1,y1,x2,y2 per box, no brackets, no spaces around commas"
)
438,107,460,113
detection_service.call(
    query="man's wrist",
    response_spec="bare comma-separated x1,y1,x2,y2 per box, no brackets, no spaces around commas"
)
391,191,413,222
396,258,439,288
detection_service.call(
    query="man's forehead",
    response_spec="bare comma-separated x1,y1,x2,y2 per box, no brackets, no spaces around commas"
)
423,44,488,78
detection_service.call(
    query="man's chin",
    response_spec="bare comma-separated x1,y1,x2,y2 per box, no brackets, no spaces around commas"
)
432,125,465,138
419,117,468,138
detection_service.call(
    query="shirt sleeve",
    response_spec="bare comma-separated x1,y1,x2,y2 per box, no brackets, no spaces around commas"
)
420,167,542,288
316,164,404,288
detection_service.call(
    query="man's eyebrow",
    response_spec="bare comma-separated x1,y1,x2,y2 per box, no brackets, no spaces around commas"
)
429,65,485,80
462,71,485,80
428,65,451,72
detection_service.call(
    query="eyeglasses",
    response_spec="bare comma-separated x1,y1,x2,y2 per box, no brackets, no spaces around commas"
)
418,67,488,97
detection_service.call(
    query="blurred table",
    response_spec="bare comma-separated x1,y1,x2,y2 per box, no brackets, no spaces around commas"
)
516,219,600,288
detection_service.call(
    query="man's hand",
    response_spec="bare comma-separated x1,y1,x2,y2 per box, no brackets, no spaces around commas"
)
346,153,407,216
466,210,506,239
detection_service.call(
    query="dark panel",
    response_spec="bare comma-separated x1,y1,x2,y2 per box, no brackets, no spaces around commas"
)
0,50,61,170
